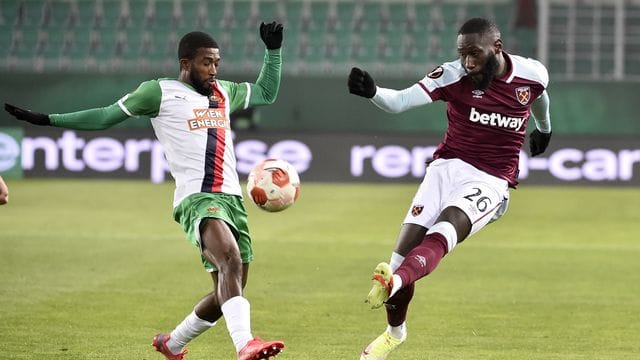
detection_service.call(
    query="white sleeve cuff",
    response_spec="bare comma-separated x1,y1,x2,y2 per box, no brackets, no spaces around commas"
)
531,90,551,133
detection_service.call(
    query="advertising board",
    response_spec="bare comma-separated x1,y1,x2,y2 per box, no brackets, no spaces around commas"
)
1,128,638,186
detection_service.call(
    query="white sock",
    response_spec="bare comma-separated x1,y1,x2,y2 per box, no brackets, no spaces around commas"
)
389,252,405,272
167,311,216,354
390,274,402,298
221,296,253,352
386,322,407,340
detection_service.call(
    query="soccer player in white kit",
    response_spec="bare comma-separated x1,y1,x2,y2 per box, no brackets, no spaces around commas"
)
348,18,552,359
5,22,286,360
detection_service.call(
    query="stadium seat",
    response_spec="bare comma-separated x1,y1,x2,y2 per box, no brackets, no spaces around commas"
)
393,2,414,33
13,0,41,28
361,2,381,35
10,28,40,59
381,29,404,62
258,0,279,24
298,1,323,33
285,0,304,31
36,0,61,29
335,1,355,33
332,30,352,64
92,0,121,30
3,0,633,80
0,0,17,53
154,0,177,30
232,0,251,28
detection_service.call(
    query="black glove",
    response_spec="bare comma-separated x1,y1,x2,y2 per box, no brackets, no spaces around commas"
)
529,129,552,157
260,21,283,50
4,103,51,126
348,67,376,98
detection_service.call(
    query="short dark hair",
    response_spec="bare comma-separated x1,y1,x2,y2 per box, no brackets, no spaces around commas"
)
178,31,218,60
458,18,500,38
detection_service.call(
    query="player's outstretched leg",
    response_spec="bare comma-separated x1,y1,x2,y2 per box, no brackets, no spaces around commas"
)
360,330,406,360
366,262,393,309
237,338,285,360
152,333,188,360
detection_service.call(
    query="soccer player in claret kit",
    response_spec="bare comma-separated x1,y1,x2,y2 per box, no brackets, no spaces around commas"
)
348,18,552,359
5,22,286,360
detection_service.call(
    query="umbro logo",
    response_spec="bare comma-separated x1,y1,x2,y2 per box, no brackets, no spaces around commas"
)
414,255,426,267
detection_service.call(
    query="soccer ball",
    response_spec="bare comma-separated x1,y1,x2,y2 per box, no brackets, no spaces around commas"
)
246,159,300,212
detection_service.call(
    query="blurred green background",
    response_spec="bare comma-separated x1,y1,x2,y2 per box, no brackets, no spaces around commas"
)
2,0,640,135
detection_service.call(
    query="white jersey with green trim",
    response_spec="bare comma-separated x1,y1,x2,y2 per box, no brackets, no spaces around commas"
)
118,78,252,208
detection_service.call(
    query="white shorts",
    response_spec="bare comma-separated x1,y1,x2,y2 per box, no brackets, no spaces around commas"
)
403,158,510,238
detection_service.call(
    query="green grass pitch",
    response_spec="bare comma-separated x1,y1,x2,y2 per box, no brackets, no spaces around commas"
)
1,180,639,359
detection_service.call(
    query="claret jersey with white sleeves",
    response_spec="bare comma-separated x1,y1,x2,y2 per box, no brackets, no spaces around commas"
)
374,52,548,187
419,53,548,186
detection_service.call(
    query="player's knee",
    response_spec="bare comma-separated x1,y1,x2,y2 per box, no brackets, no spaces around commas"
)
427,221,458,252
218,251,243,273
203,245,242,275
437,206,471,237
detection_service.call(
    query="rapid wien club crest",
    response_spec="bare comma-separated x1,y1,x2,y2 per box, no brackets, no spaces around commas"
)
209,93,224,108
411,205,424,216
209,94,222,103
515,86,531,105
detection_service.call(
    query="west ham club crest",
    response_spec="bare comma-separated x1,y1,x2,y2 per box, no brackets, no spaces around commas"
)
515,86,531,105
411,205,424,216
